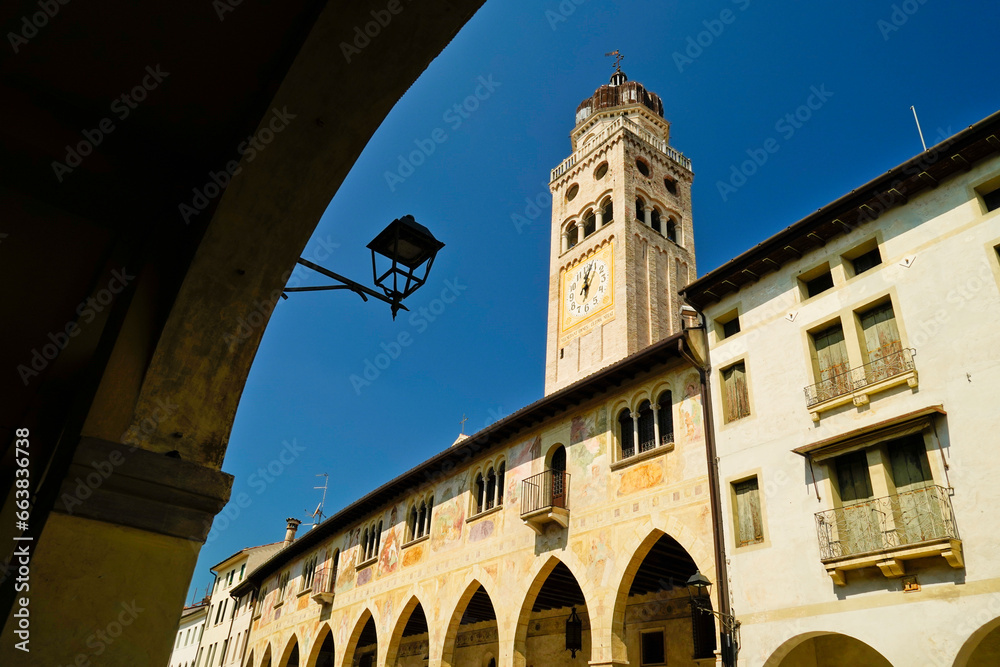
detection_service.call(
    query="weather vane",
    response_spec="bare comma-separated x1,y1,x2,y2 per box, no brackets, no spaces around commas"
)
605,50,624,72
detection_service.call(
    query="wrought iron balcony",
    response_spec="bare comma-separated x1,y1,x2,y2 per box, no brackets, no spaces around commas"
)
804,348,917,411
309,567,335,604
815,485,964,584
520,469,570,534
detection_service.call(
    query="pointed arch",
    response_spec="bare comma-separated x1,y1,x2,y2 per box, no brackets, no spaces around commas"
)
514,556,591,667
277,634,300,667
344,608,379,667
609,528,710,663
441,579,499,667
385,595,430,667
304,623,335,667
244,649,254,667
259,644,273,667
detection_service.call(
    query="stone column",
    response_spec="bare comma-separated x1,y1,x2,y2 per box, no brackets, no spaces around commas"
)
595,209,604,228
651,402,661,449
643,207,652,227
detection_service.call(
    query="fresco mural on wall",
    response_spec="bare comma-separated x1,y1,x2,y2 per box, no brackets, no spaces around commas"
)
617,460,664,496
402,542,424,567
504,435,540,506
432,471,467,552
336,529,360,594
571,410,607,507
469,518,494,542
677,372,705,474
572,530,616,589
378,505,401,577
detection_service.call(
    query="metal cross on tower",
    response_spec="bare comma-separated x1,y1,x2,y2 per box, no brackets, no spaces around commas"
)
605,50,624,72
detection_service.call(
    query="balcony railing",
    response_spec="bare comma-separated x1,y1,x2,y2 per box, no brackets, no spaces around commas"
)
804,347,916,408
520,469,570,517
550,116,691,181
309,567,335,604
815,485,958,561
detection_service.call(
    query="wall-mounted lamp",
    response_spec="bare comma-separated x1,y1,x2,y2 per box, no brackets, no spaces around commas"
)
686,571,740,666
680,304,704,330
285,215,444,319
565,606,582,658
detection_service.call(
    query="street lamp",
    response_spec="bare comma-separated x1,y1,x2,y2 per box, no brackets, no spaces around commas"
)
285,215,444,319
686,571,740,666
565,606,582,658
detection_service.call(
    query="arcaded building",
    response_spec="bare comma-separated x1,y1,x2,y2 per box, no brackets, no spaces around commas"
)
230,71,728,667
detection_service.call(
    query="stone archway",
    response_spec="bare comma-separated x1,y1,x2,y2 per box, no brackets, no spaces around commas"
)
278,634,300,667
385,596,431,667
513,557,591,667
345,609,379,667
304,624,335,667
245,649,255,667
442,580,500,667
260,644,273,667
953,615,1000,667
763,632,893,667
610,530,711,666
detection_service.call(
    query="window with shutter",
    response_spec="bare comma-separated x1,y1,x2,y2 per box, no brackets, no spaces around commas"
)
812,323,851,400
722,362,750,422
859,302,903,382
733,477,764,546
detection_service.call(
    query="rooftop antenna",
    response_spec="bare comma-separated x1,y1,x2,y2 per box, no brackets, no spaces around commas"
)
605,50,624,72
910,105,927,151
306,473,329,526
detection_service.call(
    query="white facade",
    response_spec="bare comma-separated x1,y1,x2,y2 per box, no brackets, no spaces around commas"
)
169,603,208,667
686,114,1000,666
198,542,284,667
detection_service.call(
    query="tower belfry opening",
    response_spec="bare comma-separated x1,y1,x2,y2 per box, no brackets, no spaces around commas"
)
544,68,696,394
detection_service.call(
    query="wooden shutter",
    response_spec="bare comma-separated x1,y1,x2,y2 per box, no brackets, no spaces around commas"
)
860,302,901,361
734,478,764,546
723,363,750,421
813,324,851,398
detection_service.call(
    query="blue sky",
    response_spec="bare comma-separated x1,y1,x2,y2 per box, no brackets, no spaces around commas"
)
186,0,1000,599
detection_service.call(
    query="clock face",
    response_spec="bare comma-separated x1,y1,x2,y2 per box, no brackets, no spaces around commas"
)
565,258,610,318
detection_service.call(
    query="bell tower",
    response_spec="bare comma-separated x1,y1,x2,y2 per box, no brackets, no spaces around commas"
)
544,65,696,395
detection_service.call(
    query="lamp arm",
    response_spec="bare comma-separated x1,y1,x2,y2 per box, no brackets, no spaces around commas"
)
290,258,408,312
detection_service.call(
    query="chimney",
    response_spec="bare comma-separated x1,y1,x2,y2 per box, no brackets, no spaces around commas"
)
283,518,301,547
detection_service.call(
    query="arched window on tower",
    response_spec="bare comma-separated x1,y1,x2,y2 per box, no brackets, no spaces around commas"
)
638,400,656,453
667,217,678,243
650,209,661,234
602,199,614,224
567,224,579,249
583,210,596,238
635,197,644,223
658,391,674,446
619,409,635,459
